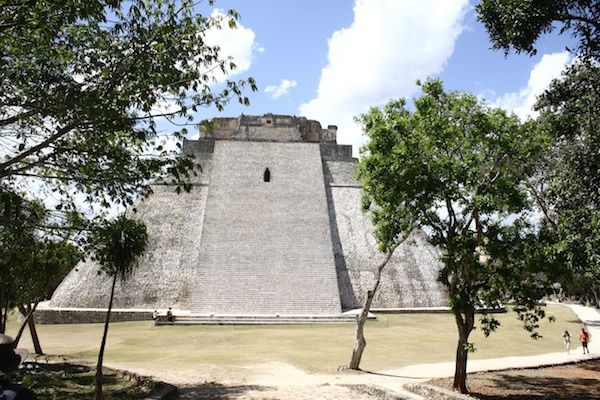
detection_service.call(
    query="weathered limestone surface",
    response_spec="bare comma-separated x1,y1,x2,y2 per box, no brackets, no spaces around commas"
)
191,140,342,315
323,161,447,309
201,114,338,143
47,114,447,319
50,168,212,309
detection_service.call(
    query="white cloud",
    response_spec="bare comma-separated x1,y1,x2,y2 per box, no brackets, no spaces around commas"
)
265,79,298,99
204,9,257,82
150,10,260,119
300,0,469,155
492,52,571,120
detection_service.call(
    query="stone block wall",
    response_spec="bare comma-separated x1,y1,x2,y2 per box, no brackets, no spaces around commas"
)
191,141,342,315
324,160,448,309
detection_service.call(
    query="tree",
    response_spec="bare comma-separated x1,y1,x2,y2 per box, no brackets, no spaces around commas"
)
533,60,600,305
0,191,45,333
1,0,255,369
90,215,148,400
13,240,80,353
0,0,256,233
477,0,599,59
356,79,555,393
0,190,79,352
478,1,600,307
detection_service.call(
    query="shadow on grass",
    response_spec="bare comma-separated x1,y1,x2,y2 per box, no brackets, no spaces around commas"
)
14,362,152,399
177,383,272,399
363,370,424,379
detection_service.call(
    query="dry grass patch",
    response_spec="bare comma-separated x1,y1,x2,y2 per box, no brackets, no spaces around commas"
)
8,304,582,373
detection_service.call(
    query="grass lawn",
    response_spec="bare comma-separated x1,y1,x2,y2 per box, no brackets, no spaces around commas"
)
7,304,582,373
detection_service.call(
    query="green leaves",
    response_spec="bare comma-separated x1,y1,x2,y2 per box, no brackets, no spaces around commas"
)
90,215,148,280
534,60,600,304
357,78,555,339
0,0,256,236
476,0,600,60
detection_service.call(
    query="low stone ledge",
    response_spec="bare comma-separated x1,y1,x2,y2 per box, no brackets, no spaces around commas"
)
36,308,152,324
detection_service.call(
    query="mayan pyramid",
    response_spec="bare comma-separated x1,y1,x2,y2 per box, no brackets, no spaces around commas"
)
47,115,447,319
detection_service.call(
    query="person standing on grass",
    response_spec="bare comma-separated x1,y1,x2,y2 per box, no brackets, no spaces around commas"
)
580,328,590,354
563,330,571,353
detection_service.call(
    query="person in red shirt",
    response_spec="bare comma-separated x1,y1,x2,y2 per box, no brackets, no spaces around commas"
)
580,328,590,354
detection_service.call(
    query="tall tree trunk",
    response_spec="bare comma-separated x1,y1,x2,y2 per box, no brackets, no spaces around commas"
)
591,287,599,308
94,274,117,400
0,309,6,334
0,307,6,334
348,235,410,370
0,288,7,334
17,304,43,354
452,310,475,393
14,301,38,346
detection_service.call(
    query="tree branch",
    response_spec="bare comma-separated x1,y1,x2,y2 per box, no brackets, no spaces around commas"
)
0,122,79,173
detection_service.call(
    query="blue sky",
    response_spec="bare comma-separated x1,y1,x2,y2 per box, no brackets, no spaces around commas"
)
161,0,575,155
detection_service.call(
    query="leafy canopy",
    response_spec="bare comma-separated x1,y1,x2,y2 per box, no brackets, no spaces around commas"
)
357,78,555,333
357,79,557,392
477,0,600,59
0,0,256,229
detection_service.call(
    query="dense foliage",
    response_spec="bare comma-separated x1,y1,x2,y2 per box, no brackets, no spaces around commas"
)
477,0,599,59
0,191,79,334
0,0,256,230
533,60,600,304
478,1,600,307
357,79,557,392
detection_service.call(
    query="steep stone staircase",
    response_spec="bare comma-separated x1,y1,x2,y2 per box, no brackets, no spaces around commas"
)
191,141,343,316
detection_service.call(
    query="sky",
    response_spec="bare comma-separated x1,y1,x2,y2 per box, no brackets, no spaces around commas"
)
160,0,574,156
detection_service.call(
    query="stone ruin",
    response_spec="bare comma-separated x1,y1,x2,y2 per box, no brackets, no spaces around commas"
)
45,114,447,322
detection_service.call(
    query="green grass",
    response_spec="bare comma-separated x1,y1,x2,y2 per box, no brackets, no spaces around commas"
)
7,305,582,373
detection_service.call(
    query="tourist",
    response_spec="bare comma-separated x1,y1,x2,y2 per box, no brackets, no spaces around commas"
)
580,328,590,354
0,334,37,399
166,307,173,322
562,330,570,353
152,309,159,322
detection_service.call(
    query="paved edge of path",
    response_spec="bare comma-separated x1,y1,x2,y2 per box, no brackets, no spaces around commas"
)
374,302,600,381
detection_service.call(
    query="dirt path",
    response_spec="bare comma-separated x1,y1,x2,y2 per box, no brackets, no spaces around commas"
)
104,304,599,399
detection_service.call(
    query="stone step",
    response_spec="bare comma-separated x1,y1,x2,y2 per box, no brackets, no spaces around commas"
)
155,314,357,325
191,141,343,316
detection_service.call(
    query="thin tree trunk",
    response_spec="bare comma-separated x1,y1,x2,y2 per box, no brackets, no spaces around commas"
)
348,289,375,370
452,311,474,393
0,288,7,334
348,234,411,370
591,287,599,308
0,306,6,335
22,304,43,354
14,301,38,346
94,274,117,400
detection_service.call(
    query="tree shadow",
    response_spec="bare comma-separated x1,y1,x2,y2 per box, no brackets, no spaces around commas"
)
177,382,273,399
470,374,600,399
